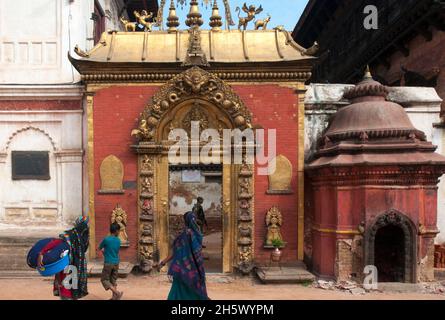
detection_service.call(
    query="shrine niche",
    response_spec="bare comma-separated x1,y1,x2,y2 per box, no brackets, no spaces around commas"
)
131,66,256,275
267,155,293,194
99,155,124,194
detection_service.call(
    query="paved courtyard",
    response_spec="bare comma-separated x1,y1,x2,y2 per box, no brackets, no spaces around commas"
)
1,275,445,300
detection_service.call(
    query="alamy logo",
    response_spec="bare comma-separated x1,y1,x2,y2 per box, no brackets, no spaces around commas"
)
168,122,277,175
363,265,378,290
62,265,78,290
363,5,378,30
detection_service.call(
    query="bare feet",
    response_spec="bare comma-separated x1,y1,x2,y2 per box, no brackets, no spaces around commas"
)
115,291,123,300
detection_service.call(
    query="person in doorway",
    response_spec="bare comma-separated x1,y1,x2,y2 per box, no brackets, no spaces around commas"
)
192,197,208,234
98,222,123,300
157,211,209,300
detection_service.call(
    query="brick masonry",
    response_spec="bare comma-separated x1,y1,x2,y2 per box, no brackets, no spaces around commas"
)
0,100,82,110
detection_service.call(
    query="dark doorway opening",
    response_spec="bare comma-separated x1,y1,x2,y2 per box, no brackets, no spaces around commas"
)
168,164,223,273
374,225,405,282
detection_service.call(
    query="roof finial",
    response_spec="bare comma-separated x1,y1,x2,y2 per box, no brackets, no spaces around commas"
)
167,0,180,33
364,65,373,80
209,0,223,31
186,0,204,27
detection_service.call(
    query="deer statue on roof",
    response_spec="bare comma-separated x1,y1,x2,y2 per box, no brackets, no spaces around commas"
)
236,3,263,30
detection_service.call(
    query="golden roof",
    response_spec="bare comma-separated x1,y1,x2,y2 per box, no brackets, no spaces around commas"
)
74,29,315,64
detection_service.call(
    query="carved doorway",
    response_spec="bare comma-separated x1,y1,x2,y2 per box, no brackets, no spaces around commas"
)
374,225,405,282
132,67,256,274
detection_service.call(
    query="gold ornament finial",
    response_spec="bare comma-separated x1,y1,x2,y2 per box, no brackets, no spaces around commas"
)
209,0,223,31
185,0,204,27
167,0,180,32
364,65,373,80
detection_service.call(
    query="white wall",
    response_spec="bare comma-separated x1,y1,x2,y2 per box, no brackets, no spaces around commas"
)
0,109,83,227
0,0,124,84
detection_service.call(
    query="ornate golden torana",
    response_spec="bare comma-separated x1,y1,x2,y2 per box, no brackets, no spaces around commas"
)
128,66,258,274
132,66,252,143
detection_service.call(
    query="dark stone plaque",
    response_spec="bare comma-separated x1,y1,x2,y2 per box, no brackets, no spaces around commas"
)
12,151,50,180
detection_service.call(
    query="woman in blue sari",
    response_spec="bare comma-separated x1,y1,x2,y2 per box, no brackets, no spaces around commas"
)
157,211,209,300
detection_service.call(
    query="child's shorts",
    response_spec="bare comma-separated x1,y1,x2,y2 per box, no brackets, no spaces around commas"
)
101,263,119,290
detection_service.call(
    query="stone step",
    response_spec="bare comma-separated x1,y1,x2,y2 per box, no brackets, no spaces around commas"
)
255,265,316,284
0,270,41,279
87,260,135,278
377,282,424,293
0,239,38,271
0,230,60,271
434,268,445,281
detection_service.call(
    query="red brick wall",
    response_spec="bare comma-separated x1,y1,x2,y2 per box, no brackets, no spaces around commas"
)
0,100,82,110
92,84,301,265
93,86,158,263
233,85,300,263
310,168,439,279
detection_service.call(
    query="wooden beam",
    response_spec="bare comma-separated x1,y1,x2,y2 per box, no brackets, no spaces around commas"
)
394,43,410,57
416,25,433,41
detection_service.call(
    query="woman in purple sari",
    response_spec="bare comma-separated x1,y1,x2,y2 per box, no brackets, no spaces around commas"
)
158,211,209,300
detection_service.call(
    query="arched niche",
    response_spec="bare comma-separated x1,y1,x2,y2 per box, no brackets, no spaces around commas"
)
99,155,124,194
365,209,417,283
1,126,59,224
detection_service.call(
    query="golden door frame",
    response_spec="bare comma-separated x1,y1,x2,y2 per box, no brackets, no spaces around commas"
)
131,67,256,274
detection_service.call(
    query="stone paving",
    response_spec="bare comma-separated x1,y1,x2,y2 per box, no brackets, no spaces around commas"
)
1,275,445,300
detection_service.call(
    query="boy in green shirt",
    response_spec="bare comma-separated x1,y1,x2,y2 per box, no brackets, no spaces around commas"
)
99,222,123,300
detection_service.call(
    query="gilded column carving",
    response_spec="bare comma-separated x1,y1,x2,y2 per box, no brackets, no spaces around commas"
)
237,157,254,274
138,154,155,272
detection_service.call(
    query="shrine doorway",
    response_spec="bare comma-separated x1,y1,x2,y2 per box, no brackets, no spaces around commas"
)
374,225,405,282
168,164,223,273
365,210,417,283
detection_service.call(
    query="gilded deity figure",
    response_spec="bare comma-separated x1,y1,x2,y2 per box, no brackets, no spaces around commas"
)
265,206,283,246
111,204,129,245
141,155,153,172
141,177,153,195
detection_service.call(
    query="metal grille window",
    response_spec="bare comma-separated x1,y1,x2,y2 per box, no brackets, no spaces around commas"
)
11,151,50,180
